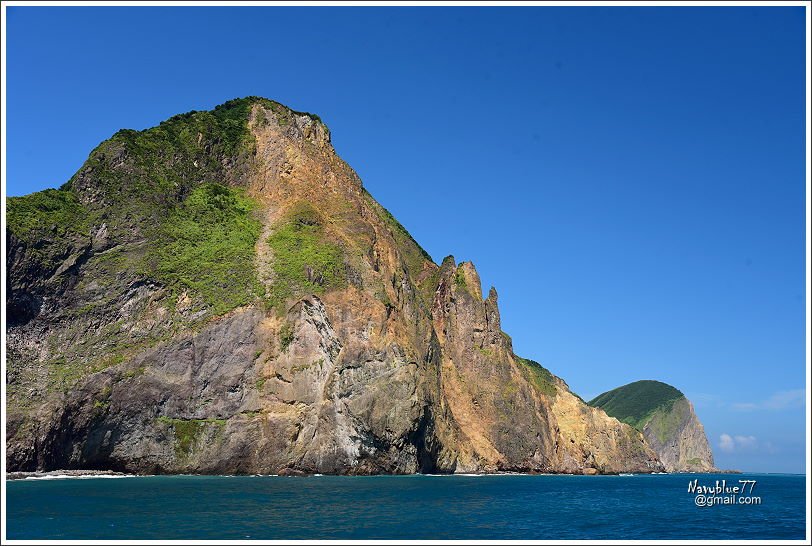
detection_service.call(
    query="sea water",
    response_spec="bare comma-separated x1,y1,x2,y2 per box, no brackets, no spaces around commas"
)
5,473,806,540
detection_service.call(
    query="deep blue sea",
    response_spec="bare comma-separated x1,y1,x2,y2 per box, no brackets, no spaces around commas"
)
5,473,807,540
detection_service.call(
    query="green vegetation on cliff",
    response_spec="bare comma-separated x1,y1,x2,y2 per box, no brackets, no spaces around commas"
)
6,189,96,276
9,98,269,318
7,189,89,242
588,380,684,430
151,183,262,314
516,356,558,398
66,97,259,217
157,416,227,455
266,202,347,309
454,268,469,293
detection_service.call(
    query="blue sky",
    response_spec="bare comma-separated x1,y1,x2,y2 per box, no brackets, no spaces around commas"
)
5,6,807,473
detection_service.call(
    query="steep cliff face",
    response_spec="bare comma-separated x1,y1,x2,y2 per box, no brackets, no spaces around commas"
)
588,380,715,472
6,97,663,474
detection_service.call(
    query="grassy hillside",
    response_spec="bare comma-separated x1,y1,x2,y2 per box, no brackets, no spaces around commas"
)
588,380,684,431
515,356,558,398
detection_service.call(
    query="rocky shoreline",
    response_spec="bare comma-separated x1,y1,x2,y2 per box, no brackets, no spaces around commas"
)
6,468,740,480
6,470,129,480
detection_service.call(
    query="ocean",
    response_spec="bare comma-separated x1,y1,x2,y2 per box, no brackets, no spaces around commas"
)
4,473,806,540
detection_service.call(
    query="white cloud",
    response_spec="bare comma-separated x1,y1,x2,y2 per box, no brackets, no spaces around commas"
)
719,433,735,452
733,435,758,450
731,389,806,412
762,389,806,410
718,433,758,453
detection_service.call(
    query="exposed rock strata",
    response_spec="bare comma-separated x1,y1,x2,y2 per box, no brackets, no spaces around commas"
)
642,397,716,472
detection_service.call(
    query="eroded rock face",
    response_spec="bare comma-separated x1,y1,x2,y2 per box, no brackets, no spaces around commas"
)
7,97,665,474
643,397,715,473
550,390,663,474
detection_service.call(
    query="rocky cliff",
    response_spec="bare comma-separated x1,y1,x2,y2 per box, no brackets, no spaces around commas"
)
6,97,664,475
588,380,715,472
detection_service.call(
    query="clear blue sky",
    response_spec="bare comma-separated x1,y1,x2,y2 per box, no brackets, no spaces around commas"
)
5,6,807,473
